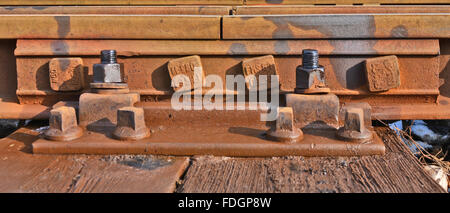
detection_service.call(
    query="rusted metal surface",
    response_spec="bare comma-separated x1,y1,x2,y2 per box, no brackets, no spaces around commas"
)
0,6,232,15
266,107,303,143
113,107,151,141
336,107,373,142
1,0,449,5
0,15,221,39
14,39,440,106
295,49,330,94
0,40,18,102
440,39,450,102
236,5,450,14
49,58,84,91
167,55,204,91
0,0,243,5
339,102,371,127
371,102,450,120
365,55,401,92
242,55,278,90
32,124,385,156
0,102,49,120
245,0,450,4
286,93,339,129
44,106,83,141
79,92,140,128
222,14,450,39
0,125,190,193
15,39,440,56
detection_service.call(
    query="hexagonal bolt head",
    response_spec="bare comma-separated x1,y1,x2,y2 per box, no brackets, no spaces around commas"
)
45,106,83,141
93,63,122,83
295,49,329,94
337,107,372,142
113,107,150,141
296,66,326,89
267,107,303,143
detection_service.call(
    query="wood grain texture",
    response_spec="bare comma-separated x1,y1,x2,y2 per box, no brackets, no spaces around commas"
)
0,124,189,193
178,127,446,193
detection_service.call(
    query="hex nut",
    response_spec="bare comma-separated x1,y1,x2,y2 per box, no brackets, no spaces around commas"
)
113,107,150,141
295,66,330,94
93,63,122,83
44,106,83,141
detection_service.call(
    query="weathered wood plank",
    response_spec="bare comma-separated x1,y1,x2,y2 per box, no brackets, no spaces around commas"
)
178,127,445,193
0,125,189,193
68,155,189,193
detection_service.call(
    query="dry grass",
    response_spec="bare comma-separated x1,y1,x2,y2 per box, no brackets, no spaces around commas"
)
379,120,450,177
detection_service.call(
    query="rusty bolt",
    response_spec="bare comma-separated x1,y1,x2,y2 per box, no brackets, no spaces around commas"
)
93,50,122,83
295,49,330,94
266,107,303,143
113,107,150,141
336,107,372,142
44,106,83,141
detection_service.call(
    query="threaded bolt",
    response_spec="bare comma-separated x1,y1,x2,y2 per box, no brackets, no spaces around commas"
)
302,49,319,69
100,50,117,64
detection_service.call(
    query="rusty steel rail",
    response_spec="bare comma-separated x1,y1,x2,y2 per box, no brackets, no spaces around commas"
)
0,14,448,39
0,15,222,39
1,0,450,5
222,14,450,39
0,4,448,122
